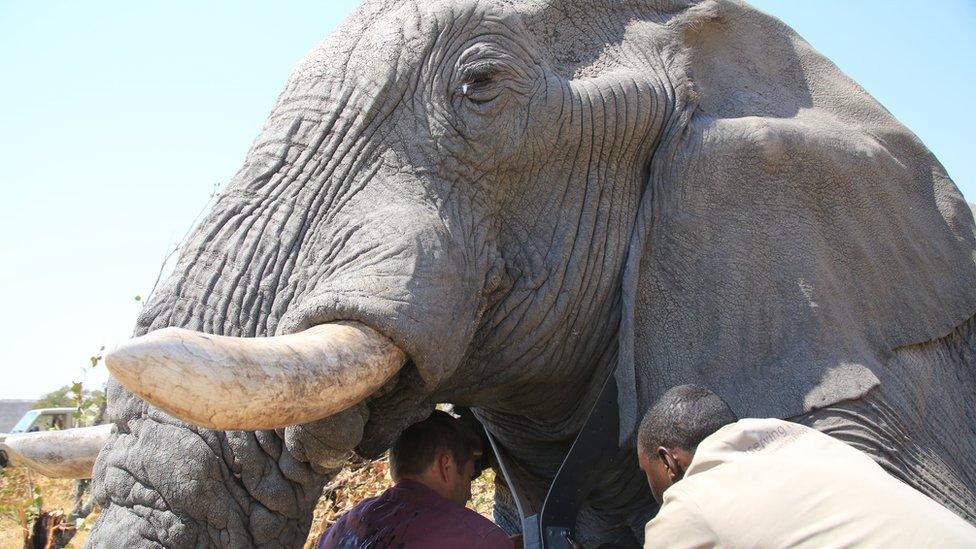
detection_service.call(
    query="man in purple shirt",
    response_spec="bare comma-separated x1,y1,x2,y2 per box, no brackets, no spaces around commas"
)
318,410,515,548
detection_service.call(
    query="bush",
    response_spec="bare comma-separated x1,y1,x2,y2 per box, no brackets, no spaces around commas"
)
33,386,102,411
33,385,105,426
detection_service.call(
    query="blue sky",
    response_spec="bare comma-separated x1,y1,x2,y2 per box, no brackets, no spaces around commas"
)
0,1,973,399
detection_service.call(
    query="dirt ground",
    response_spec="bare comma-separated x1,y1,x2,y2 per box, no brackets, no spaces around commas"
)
1,457,496,548
0,465,92,547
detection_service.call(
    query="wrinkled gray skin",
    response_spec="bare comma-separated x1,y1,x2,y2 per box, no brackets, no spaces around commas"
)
88,0,976,546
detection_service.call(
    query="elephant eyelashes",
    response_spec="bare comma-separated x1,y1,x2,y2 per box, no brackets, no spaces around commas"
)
457,66,502,104
456,59,521,107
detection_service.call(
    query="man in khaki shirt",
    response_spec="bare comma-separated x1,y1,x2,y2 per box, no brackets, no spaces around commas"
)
637,385,976,548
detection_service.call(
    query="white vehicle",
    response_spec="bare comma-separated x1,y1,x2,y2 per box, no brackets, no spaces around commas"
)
0,407,78,467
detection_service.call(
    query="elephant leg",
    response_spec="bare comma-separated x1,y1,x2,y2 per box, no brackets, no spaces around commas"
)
489,453,652,548
490,475,524,536
793,315,976,524
482,415,652,548
575,504,643,549
575,444,655,548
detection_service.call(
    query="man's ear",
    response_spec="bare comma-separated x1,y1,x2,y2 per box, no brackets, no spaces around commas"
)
437,453,453,482
658,447,684,481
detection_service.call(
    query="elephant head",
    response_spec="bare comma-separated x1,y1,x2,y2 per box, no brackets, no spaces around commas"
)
44,0,973,546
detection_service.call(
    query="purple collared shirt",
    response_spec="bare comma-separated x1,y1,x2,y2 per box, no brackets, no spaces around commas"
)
317,479,512,549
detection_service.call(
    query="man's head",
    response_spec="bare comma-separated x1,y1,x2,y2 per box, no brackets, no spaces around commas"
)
637,385,737,504
389,410,482,505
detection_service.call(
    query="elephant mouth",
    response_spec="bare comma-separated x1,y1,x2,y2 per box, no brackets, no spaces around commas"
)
104,319,409,432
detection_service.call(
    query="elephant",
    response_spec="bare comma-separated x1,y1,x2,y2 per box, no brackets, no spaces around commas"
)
29,0,975,546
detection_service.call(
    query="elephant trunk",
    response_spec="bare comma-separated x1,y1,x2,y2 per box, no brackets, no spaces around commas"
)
105,321,406,431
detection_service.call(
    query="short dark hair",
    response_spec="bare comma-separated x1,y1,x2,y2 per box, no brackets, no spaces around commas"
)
637,385,738,455
389,410,480,480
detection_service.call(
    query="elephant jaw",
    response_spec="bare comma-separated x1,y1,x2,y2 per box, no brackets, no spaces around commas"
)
3,424,113,479
104,321,407,431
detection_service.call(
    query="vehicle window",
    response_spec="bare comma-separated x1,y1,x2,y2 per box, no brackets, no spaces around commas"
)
33,414,56,431
11,410,40,433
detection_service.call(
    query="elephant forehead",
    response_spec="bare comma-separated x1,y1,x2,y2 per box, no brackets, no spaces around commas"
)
255,0,535,150
292,0,518,85
288,4,426,93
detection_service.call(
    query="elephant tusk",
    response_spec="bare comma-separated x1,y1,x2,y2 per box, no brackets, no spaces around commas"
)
4,424,112,479
104,321,406,431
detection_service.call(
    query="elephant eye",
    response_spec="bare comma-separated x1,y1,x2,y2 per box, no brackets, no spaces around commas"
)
457,62,507,105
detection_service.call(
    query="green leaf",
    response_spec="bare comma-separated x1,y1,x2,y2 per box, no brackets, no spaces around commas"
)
90,356,99,367
134,295,142,302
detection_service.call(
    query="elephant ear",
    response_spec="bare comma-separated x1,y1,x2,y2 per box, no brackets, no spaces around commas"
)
616,0,976,443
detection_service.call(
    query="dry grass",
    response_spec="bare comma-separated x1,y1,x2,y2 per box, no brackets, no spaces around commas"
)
0,466,94,548
0,457,494,548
